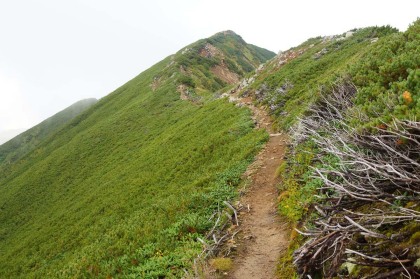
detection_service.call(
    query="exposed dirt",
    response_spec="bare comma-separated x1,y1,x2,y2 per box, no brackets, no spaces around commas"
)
240,97,272,131
227,95,290,278
151,77,160,91
177,84,189,100
211,64,240,84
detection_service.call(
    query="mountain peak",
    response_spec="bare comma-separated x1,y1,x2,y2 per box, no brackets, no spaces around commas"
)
209,30,243,43
160,31,275,98
216,30,237,36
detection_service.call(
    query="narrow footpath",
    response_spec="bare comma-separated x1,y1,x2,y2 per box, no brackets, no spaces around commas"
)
228,96,290,279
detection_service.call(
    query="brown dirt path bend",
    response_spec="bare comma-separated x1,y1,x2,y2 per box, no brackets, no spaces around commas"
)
227,96,291,279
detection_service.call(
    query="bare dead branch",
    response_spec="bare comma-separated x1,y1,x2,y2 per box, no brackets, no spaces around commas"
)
290,80,420,278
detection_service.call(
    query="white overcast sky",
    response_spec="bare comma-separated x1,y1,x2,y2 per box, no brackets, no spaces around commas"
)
0,0,419,132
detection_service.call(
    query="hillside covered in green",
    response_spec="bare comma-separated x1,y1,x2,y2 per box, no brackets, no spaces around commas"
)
234,20,418,278
0,32,274,278
0,98,97,165
1,18,418,278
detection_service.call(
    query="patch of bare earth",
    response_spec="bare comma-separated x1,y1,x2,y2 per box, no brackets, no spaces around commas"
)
227,96,290,278
198,43,239,85
151,77,160,91
177,84,189,100
211,64,240,84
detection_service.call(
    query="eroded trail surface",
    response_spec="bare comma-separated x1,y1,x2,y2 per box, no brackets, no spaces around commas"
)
228,96,290,279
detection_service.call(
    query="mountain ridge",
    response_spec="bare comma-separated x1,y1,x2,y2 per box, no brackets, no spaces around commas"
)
0,20,419,278
0,32,273,278
0,98,97,165
0,129,26,145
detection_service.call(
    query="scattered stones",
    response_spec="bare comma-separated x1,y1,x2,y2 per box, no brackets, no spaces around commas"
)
199,43,220,58
346,31,354,38
179,65,187,74
239,76,255,89
151,76,161,91
166,60,175,69
255,83,269,102
275,47,308,67
177,84,189,100
177,84,200,103
322,35,334,43
313,48,328,60
181,48,190,55
269,133,283,137
241,89,251,98
275,81,293,95
278,59,287,66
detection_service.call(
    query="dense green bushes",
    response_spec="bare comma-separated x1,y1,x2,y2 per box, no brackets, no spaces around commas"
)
174,31,275,94
249,25,400,130
351,20,420,127
0,32,271,278
275,19,419,278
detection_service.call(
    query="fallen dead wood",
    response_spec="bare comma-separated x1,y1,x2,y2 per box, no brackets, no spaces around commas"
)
191,200,246,277
291,81,420,278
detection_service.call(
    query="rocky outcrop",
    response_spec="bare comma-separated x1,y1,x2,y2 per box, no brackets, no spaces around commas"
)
199,43,221,58
313,47,328,59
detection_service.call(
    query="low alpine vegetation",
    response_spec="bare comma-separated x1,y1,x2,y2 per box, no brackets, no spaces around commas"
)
271,19,419,278
0,32,272,278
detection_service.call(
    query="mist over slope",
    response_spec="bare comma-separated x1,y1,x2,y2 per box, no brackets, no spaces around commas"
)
0,98,97,165
0,129,25,145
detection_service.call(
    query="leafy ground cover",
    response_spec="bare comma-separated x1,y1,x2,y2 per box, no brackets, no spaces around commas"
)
0,32,273,278
271,19,419,278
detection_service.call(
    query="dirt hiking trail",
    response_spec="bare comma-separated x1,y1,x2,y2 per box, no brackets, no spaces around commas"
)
227,96,291,278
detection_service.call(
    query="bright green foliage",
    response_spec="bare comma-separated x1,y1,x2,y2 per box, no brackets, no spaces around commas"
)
209,257,233,272
278,141,319,222
276,21,419,222
174,30,275,92
0,32,272,278
0,98,97,165
249,26,398,129
278,142,339,223
350,19,420,127
275,20,419,278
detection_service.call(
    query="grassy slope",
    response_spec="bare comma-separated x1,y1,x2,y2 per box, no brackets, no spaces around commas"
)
0,98,97,165
175,31,275,93
256,21,419,278
0,34,272,278
248,26,398,129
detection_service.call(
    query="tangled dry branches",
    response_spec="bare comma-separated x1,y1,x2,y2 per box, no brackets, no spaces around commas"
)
292,81,420,278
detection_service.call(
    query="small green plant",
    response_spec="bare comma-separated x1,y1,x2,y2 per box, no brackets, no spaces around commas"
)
210,257,233,272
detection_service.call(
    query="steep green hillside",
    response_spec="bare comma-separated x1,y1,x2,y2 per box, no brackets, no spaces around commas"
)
0,32,273,278
2,20,417,278
246,25,398,129
0,129,25,145
242,20,419,278
0,98,97,165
